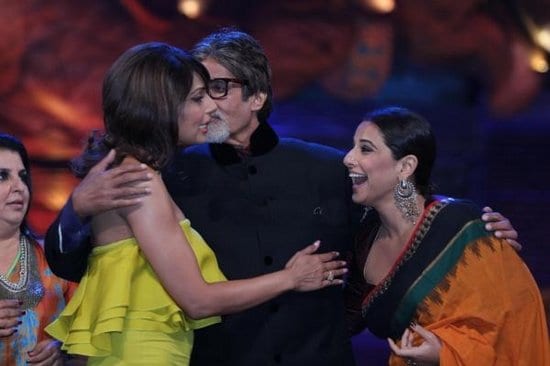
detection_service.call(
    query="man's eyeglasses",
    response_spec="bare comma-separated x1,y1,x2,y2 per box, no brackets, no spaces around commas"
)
208,78,248,99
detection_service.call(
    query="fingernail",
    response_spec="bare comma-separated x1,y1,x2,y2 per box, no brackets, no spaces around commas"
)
495,231,502,237
485,223,491,230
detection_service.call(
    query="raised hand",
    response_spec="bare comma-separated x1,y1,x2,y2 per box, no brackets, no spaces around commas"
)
285,241,347,291
388,323,441,366
72,149,152,218
482,206,521,251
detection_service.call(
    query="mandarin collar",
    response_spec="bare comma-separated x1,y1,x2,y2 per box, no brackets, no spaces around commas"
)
209,122,279,165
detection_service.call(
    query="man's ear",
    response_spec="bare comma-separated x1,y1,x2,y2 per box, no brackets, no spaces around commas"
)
250,92,267,112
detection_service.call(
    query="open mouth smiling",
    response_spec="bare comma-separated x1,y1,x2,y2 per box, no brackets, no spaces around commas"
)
349,173,368,185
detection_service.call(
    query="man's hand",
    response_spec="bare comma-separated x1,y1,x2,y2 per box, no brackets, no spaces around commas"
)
481,206,521,251
72,150,153,218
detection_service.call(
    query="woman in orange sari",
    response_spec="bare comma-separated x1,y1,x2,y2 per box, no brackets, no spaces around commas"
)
344,107,550,365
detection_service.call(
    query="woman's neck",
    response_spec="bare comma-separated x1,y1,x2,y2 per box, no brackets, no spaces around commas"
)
374,195,426,240
0,230,21,274
0,227,20,247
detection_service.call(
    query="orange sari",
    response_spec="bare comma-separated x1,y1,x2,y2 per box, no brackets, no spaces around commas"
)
346,198,550,366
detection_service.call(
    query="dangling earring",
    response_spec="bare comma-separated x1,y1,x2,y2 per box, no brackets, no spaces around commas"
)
394,179,420,223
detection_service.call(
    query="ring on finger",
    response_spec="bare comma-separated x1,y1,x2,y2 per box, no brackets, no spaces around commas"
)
327,270,334,282
406,359,417,366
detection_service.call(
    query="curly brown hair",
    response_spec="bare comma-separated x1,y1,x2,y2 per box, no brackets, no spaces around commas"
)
71,42,210,177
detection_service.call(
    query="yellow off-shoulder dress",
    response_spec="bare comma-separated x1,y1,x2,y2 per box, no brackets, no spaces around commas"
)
46,220,227,366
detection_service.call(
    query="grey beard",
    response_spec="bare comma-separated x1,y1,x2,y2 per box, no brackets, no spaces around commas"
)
205,118,230,143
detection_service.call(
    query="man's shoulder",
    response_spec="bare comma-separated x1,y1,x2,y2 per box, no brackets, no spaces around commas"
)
278,137,345,159
179,144,210,156
436,196,483,221
173,144,212,164
174,140,345,162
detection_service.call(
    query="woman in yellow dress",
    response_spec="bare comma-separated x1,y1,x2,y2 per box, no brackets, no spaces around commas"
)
46,42,346,365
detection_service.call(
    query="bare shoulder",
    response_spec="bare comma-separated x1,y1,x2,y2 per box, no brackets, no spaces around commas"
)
92,210,133,246
120,155,141,165
119,156,163,186
119,156,154,174
118,156,184,221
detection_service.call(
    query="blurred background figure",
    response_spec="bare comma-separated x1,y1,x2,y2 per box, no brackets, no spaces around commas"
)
0,134,78,366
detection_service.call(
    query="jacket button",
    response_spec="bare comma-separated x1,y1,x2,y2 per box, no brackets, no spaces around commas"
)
264,256,273,265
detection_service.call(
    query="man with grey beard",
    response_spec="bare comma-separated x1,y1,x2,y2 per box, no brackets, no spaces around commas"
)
203,113,230,143
167,29,359,365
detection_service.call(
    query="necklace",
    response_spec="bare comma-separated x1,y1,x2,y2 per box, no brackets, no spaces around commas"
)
0,235,28,291
0,235,45,309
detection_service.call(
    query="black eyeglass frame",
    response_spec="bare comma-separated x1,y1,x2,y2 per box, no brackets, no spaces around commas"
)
208,78,248,99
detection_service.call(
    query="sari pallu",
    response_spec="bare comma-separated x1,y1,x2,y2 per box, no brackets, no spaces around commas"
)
358,198,550,366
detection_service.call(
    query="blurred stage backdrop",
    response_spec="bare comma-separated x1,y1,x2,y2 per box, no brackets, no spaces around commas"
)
1,1,549,364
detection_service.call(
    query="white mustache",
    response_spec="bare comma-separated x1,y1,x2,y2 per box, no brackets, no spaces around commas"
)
204,113,230,143
208,111,224,123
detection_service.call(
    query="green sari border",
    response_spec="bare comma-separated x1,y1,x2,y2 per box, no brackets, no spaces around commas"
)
391,219,488,332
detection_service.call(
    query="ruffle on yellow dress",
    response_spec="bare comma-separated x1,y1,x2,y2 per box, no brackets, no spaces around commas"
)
45,220,226,363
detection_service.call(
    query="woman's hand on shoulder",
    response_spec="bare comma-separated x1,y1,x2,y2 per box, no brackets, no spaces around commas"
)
284,241,347,291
